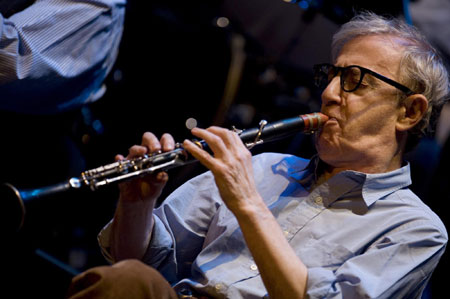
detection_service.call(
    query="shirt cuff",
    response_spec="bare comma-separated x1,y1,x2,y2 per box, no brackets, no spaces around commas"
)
141,214,175,267
97,219,115,263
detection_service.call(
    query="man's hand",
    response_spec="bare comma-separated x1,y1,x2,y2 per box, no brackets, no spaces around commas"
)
183,126,259,214
116,132,175,203
183,126,308,298
111,132,175,261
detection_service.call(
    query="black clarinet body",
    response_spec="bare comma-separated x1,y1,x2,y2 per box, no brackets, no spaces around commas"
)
1,112,328,231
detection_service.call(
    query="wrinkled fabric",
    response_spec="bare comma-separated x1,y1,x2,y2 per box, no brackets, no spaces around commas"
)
99,153,447,298
0,0,125,114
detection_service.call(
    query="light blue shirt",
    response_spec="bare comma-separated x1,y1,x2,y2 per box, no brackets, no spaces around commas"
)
99,152,447,298
0,0,125,114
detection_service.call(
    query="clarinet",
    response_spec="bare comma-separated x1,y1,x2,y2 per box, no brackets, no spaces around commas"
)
0,112,328,231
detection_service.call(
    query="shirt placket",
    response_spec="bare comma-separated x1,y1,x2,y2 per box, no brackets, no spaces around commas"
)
280,191,327,241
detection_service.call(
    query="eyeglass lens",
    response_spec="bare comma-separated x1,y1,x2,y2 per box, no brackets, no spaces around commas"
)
341,66,362,92
315,65,363,92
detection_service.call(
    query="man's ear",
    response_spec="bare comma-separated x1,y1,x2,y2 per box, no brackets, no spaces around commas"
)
396,94,429,132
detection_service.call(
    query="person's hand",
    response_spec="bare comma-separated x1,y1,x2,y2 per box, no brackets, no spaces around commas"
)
183,127,259,214
116,132,175,203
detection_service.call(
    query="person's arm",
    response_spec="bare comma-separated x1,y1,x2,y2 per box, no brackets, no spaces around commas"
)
0,0,125,114
183,126,448,298
235,195,308,297
184,126,308,298
109,133,175,261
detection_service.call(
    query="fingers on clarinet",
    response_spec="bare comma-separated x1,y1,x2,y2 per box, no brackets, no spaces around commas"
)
207,126,240,147
191,127,225,154
128,145,147,158
115,154,125,162
183,139,215,168
161,133,175,152
142,132,161,153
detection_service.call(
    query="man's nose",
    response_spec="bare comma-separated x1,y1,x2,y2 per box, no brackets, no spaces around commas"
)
321,76,342,106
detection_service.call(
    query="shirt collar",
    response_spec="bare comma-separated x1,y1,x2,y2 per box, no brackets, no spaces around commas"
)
291,155,412,207
362,163,412,206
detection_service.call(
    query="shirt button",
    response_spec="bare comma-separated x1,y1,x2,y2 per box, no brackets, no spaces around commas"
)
215,284,222,291
315,196,323,205
283,230,289,237
250,264,258,271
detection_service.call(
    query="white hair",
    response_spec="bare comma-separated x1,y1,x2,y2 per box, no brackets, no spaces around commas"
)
332,12,449,148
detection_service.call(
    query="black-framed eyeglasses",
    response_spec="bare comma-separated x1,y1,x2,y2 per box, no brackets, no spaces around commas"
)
313,63,415,96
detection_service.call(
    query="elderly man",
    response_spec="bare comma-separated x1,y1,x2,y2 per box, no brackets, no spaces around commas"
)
68,12,448,299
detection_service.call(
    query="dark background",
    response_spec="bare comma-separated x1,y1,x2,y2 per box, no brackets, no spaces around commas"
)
1,0,449,297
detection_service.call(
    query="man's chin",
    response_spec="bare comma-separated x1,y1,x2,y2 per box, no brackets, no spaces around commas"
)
314,132,334,154
315,138,345,164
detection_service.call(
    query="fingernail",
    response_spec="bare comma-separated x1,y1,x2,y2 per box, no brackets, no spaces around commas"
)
157,172,168,181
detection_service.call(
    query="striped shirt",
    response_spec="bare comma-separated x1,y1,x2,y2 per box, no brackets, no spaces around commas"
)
0,0,125,114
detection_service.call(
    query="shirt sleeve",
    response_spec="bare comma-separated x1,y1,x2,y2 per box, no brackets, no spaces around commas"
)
0,0,125,114
97,170,223,284
306,218,447,298
144,171,223,284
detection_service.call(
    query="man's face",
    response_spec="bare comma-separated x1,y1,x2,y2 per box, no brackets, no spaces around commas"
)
316,35,406,171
